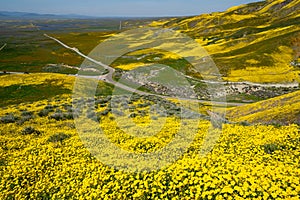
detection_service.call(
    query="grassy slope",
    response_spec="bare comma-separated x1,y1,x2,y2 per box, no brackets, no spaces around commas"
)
0,73,74,107
150,0,300,83
0,18,158,73
0,73,113,107
227,89,300,125
0,30,114,73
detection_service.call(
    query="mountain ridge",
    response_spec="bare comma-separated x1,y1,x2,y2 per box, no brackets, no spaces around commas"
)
0,11,101,19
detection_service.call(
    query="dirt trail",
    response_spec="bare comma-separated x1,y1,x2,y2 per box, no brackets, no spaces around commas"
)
0,43,7,51
44,34,247,107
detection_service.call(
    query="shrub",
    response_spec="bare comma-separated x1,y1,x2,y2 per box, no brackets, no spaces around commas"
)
99,110,109,116
38,109,51,117
151,116,158,120
45,105,55,109
63,112,73,120
240,121,251,126
138,110,147,117
295,117,300,126
49,112,73,121
137,103,148,108
21,127,41,135
95,98,107,105
64,122,76,129
17,115,34,125
112,110,125,116
49,113,64,121
21,111,34,117
87,112,97,119
0,114,17,124
99,103,106,108
72,108,81,118
129,113,138,118
48,133,71,143
16,111,35,125
262,143,280,154
0,158,6,166
158,112,167,117
109,116,115,120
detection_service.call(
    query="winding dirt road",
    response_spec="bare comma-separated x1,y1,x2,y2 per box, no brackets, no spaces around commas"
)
0,43,7,51
44,34,247,107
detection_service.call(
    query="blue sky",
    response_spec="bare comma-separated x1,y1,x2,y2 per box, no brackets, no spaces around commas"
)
0,0,260,17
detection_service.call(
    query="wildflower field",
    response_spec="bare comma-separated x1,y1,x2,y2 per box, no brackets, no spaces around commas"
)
1,0,300,198
0,74,300,199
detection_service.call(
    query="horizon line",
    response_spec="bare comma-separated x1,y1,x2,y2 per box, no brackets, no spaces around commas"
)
0,10,217,19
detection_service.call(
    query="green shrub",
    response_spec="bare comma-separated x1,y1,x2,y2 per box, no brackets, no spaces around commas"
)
63,112,74,120
21,127,41,135
240,121,251,126
38,109,51,117
262,143,280,154
17,115,34,125
48,133,71,143
129,113,138,118
151,116,158,120
49,113,64,120
0,158,6,166
0,114,17,124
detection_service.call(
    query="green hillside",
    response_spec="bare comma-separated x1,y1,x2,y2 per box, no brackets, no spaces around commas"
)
150,0,300,83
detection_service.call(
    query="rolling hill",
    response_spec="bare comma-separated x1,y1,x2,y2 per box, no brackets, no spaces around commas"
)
150,0,300,83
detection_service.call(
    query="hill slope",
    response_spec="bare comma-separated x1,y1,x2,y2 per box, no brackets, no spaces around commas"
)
151,0,300,83
227,89,300,125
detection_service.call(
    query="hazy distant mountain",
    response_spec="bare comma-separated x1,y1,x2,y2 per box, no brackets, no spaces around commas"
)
0,11,95,19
